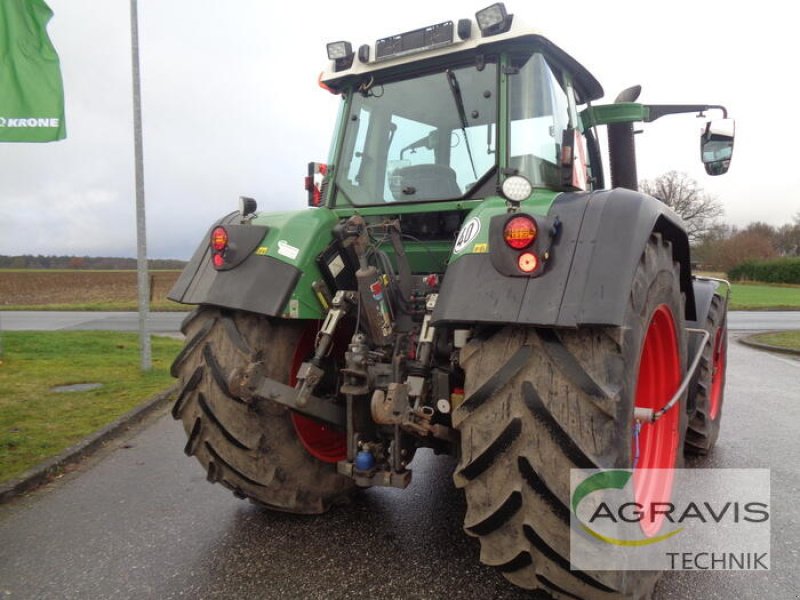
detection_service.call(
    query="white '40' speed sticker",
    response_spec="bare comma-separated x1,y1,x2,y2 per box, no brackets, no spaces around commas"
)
454,217,481,253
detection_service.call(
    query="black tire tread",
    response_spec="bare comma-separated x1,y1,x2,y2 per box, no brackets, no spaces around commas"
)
521,382,599,470
465,490,522,536
455,234,687,599
535,328,617,417
685,293,727,455
458,417,522,481
170,315,216,377
172,365,203,419
172,307,354,514
197,393,250,450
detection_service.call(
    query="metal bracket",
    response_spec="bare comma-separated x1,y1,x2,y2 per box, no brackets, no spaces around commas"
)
232,364,345,428
693,275,732,307
336,461,412,488
371,384,456,442
295,290,357,407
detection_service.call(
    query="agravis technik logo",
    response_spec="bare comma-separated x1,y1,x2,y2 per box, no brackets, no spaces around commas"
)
570,468,770,571
571,469,684,546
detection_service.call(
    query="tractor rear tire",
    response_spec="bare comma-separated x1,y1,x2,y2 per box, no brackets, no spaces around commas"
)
171,307,353,514
685,292,728,455
454,234,688,599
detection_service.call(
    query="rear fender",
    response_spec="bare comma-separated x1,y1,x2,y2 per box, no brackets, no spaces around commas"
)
169,208,340,319
687,278,723,333
685,277,727,414
432,188,696,328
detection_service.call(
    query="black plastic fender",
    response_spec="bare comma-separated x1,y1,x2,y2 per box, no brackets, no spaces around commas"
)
432,188,696,328
687,278,722,334
168,213,300,316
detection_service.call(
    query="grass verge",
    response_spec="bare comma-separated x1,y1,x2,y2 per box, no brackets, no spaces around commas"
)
0,331,182,484
746,330,800,352
728,282,800,310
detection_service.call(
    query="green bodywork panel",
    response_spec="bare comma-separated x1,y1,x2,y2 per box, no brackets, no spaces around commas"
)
248,188,560,320
580,103,649,128
249,209,339,319
443,189,559,263
581,102,722,128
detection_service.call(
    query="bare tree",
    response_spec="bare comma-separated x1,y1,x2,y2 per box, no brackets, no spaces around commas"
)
746,216,800,257
706,230,778,273
639,171,724,243
777,220,800,256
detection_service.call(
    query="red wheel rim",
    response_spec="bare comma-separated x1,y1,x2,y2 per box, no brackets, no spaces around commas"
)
708,327,725,420
632,305,681,537
290,325,347,464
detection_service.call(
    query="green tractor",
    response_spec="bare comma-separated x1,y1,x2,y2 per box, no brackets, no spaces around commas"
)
169,4,734,597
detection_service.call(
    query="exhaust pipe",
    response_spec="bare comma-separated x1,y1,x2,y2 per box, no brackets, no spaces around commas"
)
608,85,641,191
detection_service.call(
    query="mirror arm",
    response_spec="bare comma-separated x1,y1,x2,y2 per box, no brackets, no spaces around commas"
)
645,104,728,122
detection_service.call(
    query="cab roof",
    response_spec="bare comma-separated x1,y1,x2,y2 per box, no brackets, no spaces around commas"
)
320,15,604,105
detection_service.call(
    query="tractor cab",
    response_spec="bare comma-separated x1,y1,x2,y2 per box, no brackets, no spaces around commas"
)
317,5,605,209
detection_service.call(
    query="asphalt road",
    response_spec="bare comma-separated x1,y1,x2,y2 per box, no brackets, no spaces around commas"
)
0,334,797,599
0,311,186,333
2,310,800,333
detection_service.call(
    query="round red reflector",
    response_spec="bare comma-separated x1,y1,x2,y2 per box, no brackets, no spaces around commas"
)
212,253,225,268
504,216,537,250
211,227,228,252
518,252,539,273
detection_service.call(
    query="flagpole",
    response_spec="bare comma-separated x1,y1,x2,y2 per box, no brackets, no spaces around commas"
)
130,0,151,371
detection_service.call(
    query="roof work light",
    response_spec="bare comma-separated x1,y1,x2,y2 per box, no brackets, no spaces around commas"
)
475,3,513,36
327,41,354,71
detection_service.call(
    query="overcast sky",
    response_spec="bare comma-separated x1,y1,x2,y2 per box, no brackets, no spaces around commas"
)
0,0,795,259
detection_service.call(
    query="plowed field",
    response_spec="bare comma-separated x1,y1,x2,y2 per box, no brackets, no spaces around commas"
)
0,270,182,310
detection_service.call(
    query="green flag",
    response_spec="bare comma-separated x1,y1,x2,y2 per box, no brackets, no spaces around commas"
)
0,0,66,142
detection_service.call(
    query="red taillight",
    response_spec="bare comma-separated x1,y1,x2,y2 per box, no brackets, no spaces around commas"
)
503,215,537,250
306,162,328,207
211,227,228,252
211,226,228,269
518,252,539,273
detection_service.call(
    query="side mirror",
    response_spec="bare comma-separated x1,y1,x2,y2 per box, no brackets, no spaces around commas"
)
305,162,328,206
701,119,735,176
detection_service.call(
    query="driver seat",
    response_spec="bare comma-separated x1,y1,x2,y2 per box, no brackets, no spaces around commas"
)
390,164,462,201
